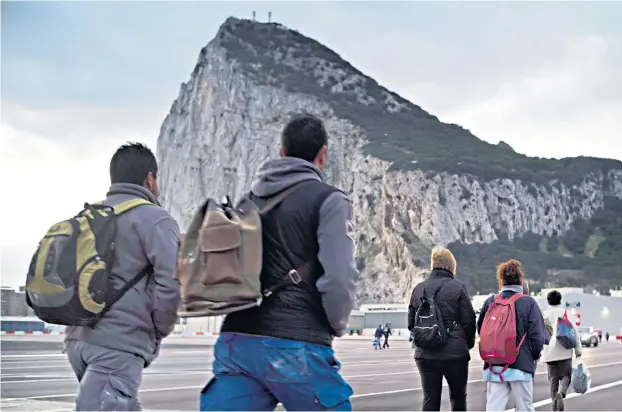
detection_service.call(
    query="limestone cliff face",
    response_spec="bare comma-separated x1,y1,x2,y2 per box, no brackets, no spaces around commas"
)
156,17,622,303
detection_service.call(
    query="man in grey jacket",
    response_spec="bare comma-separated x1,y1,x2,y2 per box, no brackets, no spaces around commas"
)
64,142,181,411
200,113,360,411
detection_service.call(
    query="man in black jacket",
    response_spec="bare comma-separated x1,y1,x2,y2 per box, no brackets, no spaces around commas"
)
199,113,360,411
408,246,476,411
382,323,392,349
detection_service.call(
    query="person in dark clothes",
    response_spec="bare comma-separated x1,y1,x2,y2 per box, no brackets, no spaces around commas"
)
541,290,581,411
408,246,477,411
200,114,360,411
382,323,392,348
374,325,384,350
606,331,610,342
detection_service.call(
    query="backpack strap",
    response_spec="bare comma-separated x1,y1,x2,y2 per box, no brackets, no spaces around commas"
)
258,180,317,215
102,264,153,316
421,278,456,329
83,198,153,218
258,180,330,297
263,260,313,297
113,198,153,215
422,277,452,299
507,292,524,303
90,198,154,317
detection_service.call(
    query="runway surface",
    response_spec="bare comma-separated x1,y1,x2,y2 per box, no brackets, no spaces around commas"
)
1,335,621,411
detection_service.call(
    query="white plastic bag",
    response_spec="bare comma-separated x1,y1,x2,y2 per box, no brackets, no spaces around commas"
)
572,361,592,394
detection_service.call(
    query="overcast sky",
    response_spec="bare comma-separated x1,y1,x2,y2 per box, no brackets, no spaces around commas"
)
2,1,621,288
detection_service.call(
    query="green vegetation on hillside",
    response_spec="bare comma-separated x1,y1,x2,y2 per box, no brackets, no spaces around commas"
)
448,197,622,295
210,18,622,295
217,18,622,185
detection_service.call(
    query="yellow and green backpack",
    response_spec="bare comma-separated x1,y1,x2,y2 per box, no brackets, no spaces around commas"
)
25,198,153,326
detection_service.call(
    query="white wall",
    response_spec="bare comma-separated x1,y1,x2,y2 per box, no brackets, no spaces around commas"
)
182,316,224,334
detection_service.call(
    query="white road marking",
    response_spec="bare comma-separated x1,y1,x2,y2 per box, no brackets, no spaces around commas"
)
3,360,621,402
0,370,212,384
504,379,622,411
350,360,622,398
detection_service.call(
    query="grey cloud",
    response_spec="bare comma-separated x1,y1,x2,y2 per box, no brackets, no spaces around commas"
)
0,244,36,288
2,1,621,146
1,102,166,145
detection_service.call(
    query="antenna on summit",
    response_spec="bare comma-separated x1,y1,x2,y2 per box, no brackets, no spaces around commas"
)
252,11,256,21
268,12,272,23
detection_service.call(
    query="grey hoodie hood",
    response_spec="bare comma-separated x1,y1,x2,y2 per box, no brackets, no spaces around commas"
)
251,157,324,197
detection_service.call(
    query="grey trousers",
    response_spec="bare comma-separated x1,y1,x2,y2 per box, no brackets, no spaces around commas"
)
65,340,144,411
547,359,572,403
485,380,534,412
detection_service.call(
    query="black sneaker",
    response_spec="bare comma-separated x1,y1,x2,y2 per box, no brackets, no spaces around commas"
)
555,392,564,411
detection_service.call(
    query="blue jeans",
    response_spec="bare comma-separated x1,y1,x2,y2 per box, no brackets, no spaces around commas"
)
200,332,353,411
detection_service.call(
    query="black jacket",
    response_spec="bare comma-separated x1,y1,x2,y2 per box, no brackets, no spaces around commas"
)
408,269,477,360
220,179,339,347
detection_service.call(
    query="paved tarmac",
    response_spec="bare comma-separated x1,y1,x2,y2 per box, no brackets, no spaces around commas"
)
1,335,621,411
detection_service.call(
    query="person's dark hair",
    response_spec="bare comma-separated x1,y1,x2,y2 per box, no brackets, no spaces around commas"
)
280,113,328,162
496,259,524,288
547,290,562,306
109,142,158,185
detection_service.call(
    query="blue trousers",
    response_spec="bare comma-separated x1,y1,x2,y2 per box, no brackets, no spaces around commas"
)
200,332,353,411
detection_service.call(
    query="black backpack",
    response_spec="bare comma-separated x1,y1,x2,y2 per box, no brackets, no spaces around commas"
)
412,280,452,349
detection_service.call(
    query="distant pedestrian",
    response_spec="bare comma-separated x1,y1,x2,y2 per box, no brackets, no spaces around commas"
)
541,290,582,411
606,331,610,342
375,325,384,350
382,323,392,348
478,259,546,412
408,247,476,411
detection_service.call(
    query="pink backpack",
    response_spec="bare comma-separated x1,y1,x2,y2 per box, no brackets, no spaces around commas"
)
479,293,526,380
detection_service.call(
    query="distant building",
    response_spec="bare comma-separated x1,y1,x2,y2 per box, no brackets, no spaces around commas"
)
1,286,34,317
346,310,364,333
357,303,408,336
0,316,45,332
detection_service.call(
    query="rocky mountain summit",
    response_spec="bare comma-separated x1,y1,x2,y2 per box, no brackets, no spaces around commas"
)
157,17,622,302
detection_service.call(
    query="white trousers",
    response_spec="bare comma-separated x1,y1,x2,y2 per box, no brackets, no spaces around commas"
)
486,380,534,411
